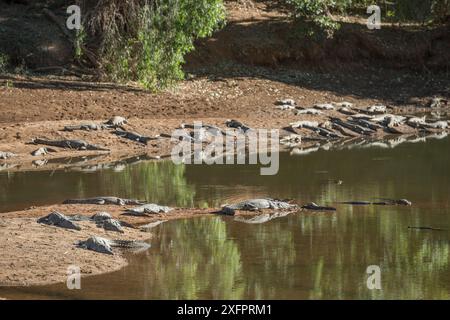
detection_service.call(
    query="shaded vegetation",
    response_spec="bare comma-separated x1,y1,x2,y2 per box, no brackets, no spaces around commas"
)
78,0,226,90
286,0,450,37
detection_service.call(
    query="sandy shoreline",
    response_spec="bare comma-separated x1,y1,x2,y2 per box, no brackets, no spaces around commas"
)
0,203,240,287
1,111,448,173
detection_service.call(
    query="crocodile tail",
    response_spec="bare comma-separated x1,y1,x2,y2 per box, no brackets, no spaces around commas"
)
110,239,142,248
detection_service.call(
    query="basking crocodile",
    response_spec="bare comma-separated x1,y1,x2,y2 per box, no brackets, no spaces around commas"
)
338,107,356,116
302,202,337,211
113,130,153,145
77,236,150,255
63,196,144,206
219,198,297,216
226,119,252,133
0,152,16,160
37,211,81,230
31,147,57,156
181,123,226,137
63,123,109,132
349,119,383,131
334,102,353,108
421,121,448,130
105,116,127,128
428,97,448,108
313,103,335,110
367,105,387,114
290,121,319,128
276,99,296,106
32,138,110,151
63,117,128,132
296,108,323,115
330,118,373,136
97,218,124,233
124,203,173,216
67,212,134,231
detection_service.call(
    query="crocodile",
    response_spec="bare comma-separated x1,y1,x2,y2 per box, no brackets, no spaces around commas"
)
367,105,387,114
77,236,151,255
113,130,153,145
276,104,296,110
67,212,135,230
338,107,356,116
219,198,297,216
63,123,109,132
91,212,112,221
340,199,412,206
290,121,320,129
349,119,383,131
421,121,448,130
313,103,335,110
303,124,342,139
31,147,57,156
428,97,448,108
226,119,252,133
124,203,173,216
296,108,323,115
32,138,110,151
408,226,445,231
406,116,427,128
105,116,127,128
0,152,16,160
334,102,353,108
330,118,373,135
340,201,372,205
37,211,81,230
181,123,226,137
381,115,407,127
96,218,124,233
63,197,144,206
374,198,412,206
302,202,337,211
276,99,296,106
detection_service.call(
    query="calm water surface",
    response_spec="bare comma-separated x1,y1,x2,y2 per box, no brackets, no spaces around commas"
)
1,137,449,299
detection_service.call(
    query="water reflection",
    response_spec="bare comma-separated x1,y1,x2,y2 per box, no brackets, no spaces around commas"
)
0,137,450,299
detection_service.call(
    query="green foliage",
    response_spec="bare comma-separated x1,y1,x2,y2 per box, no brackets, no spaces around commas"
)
286,0,341,38
85,0,225,90
74,27,87,60
0,53,9,73
286,0,449,38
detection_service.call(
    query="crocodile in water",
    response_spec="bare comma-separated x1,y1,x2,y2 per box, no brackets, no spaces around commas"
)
63,197,144,206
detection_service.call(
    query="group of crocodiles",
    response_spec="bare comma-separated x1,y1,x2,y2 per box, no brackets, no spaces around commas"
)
35,196,419,254
35,196,174,255
1,97,448,163
276,99,449,148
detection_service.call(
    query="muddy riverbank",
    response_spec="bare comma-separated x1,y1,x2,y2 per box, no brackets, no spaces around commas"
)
0,202,285,286
0,204,215,286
